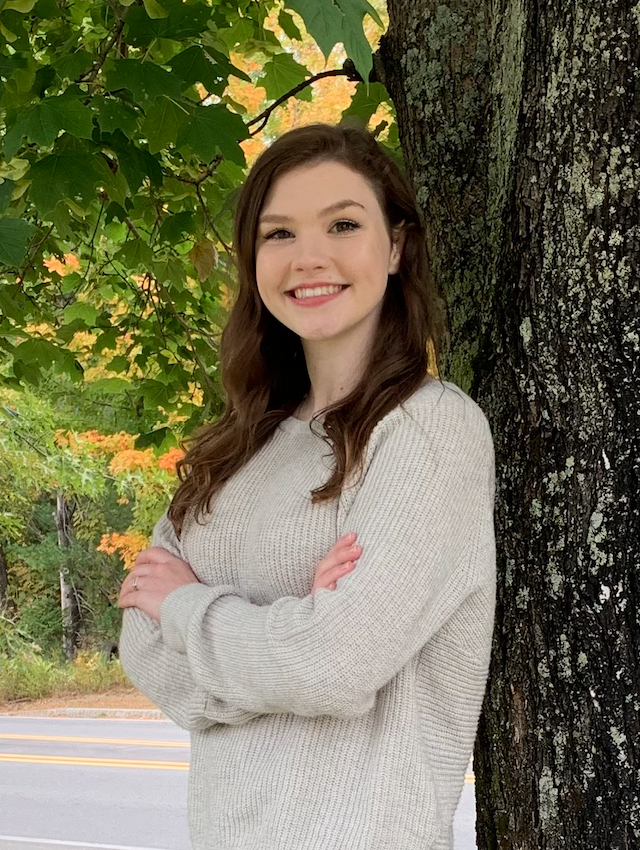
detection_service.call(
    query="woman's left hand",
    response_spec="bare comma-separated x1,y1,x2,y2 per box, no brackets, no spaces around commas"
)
118,547,200,623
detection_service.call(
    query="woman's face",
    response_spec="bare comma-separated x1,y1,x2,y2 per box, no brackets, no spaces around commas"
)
254,160,403,345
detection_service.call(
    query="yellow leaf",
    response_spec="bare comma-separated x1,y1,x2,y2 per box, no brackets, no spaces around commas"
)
0,159,30,181
4,0,36,12
189,239,218,281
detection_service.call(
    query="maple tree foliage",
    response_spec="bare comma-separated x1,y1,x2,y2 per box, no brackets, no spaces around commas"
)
0,0,395,450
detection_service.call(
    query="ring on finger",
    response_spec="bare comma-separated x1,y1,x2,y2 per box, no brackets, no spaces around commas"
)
132,575,139,591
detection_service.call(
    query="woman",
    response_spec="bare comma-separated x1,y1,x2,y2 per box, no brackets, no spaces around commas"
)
118,122,496,850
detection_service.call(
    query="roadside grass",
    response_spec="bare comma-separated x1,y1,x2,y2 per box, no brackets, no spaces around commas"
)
0,650,129,704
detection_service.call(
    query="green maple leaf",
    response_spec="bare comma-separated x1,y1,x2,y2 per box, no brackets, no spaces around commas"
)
95,98,140,137
168,46,227,95
0,218,37,266
27,152,110,216
142,96,189,153
106,59,183,107
176,104,248,166
261,53,311,102
284,0,343,60
3,92,95,159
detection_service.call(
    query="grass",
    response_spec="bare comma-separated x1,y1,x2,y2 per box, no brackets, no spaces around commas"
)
0,650,130,704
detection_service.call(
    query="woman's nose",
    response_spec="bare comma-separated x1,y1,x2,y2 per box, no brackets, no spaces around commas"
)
291,235,331,271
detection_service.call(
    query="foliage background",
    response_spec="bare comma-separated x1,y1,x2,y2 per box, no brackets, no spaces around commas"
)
0,0,394,659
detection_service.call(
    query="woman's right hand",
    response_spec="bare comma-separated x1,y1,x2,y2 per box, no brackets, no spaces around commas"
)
311,533,362,595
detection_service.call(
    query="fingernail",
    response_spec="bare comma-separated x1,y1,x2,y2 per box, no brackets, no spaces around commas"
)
346,532,356,541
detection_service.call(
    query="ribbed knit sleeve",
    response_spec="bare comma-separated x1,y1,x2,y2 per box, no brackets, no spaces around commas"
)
119,511,263,730
159,390,496,719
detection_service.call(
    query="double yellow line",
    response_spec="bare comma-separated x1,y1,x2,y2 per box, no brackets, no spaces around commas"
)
0,733,189,770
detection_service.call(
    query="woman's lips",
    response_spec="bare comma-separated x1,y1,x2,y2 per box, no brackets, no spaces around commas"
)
286,286,349,307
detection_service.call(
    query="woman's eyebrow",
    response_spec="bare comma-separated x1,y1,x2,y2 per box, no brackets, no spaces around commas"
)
259,199,366,224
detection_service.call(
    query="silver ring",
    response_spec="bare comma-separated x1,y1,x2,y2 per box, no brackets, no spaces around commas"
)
132,576,139,591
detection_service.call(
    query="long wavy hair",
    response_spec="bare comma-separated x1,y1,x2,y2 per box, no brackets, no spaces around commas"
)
168,122,447,538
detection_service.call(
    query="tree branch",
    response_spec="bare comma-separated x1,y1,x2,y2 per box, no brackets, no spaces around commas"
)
76,14,127,85
247,68,358,135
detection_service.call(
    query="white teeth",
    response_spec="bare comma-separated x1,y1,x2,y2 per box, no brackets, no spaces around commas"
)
292,285,346,300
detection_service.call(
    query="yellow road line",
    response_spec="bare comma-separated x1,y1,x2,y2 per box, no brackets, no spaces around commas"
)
0,753,188,770
0,733,188,748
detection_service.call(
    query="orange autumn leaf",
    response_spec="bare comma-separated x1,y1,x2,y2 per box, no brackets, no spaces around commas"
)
109,448,155,474
158,446,185,473
97,531,149,570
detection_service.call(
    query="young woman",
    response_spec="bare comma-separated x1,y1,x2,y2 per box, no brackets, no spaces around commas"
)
118,123,496,850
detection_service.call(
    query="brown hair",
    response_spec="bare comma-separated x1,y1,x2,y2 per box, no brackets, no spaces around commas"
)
168,122,447,538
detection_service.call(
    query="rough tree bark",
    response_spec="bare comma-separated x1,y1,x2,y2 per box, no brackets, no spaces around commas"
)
55,492,81,660
380,1,639,848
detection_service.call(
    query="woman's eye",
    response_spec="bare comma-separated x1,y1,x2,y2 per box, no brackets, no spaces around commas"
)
333,220,360,233
265,229,292,240
263,220,360,240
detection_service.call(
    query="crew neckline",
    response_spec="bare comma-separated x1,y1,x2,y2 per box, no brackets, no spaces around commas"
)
279,413,326,434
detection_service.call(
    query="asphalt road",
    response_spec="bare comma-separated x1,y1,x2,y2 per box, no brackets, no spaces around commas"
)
0,716,478,850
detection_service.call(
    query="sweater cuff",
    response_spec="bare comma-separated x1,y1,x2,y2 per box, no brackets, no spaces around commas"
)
160,582,240,654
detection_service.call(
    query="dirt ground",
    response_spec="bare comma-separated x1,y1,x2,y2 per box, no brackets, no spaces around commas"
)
0,687,157,715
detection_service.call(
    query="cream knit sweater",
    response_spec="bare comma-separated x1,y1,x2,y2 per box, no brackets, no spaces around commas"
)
119,377,496,850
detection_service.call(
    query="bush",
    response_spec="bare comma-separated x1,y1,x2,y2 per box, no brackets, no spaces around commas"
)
0,650,129,704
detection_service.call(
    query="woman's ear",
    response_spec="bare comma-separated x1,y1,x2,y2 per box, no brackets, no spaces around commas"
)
388,225,406,275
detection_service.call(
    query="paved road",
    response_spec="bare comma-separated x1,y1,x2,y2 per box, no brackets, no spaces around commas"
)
0,716,477,850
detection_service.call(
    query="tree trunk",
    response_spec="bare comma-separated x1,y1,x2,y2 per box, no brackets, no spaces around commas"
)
381,1,639,848
55,492,81,660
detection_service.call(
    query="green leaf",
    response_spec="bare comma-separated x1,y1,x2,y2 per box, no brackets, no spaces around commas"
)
278,9,302,41
201,46,251,83
53,50,93,81
341,82,390,125
153,256,186,290
95,98,140,137
168,45,227,95
114,238,154,269
0,282,25,321
106,59,183,107
157,211,194,245
139,379,173,410
27,152,103,216
142,96,189,153
3,92,95,159
0,180,14,213
0,217,36,266
176,104,248,166
33,0,61,18
142,0,168,18
285,0,344,59
135,426,170,449
337,0,374,83
125,0,212,46
62,302,100,327
261,52,311,101
14,337,66,367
